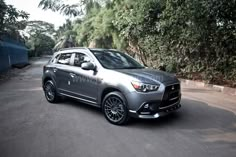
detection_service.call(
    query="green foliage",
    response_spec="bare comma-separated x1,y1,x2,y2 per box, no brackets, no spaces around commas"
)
24,20,56,56
26,33,55,57
159,0,236,82
0,1,55,57
38,0,109,16
26,20,55,36
40,0,236,84
0,0,29,41
38,0,81,16
53,19,78,51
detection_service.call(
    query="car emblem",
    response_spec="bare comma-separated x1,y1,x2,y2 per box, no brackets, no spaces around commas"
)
171,86,175,90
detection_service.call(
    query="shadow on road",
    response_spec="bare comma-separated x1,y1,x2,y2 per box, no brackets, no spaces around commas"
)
59,97,102,116
58,97,236,133
60,97,236,145
129,98,236,129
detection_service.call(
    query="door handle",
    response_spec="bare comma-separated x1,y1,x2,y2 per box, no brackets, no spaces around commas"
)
53,68,57,72
69,73,76,78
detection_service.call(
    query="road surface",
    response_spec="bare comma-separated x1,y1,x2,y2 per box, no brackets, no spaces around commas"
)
0,57,235,157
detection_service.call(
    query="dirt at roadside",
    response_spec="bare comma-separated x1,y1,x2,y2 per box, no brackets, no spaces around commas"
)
177,72,236,88
0,67,29,83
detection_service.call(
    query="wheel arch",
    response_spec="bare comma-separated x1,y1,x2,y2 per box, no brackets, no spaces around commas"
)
42,76,57,91
100,87,129,107
100,87,121,104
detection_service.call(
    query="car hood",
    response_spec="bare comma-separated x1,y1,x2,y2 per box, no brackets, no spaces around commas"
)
115,68,179,84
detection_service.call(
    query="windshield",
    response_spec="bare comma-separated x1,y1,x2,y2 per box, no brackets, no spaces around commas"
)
91,50,145,69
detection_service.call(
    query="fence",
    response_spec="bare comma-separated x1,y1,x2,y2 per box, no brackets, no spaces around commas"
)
0,36,28,72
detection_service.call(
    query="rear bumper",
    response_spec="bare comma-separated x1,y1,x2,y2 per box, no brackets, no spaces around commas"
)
128,102,181,119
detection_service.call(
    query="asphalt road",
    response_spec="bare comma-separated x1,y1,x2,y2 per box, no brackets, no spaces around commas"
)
0,58,236,157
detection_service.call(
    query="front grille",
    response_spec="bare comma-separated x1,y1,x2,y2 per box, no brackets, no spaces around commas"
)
160,84,180,108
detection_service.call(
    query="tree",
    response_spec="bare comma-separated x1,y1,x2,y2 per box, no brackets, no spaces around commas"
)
25,20,55,36
159,0,236,80
53,19,79,51
24,20,56,56
38,0,236,85
26,33,55,57
0,0,29,41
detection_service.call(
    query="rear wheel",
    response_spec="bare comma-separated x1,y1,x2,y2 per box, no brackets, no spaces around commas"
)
43,80,59,103
102,91,129,125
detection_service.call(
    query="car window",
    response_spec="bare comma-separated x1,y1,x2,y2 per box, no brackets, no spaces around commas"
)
74,53,91,67
51,54,60,63
91,50,144,69
57,53,72,65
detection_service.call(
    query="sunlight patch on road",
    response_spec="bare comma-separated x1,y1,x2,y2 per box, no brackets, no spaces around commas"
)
201,128,236,143
0,87,42,94
16,87,42,92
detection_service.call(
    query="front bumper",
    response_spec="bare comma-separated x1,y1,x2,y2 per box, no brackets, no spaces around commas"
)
126,83,181,119
129,102,181,119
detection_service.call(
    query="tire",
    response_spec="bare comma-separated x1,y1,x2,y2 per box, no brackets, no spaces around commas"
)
102,91,129,125
43,80,60,103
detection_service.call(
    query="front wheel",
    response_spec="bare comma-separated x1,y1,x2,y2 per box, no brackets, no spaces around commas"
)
102,91,129,125
43,80,59,103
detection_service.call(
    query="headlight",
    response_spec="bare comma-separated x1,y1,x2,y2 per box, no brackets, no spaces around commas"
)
131,81,159,92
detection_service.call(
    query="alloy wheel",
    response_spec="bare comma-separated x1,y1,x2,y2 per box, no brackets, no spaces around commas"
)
44,81,55,101
104,96,125,123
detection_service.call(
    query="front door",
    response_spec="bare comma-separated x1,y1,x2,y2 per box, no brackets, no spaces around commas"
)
69,52,98,104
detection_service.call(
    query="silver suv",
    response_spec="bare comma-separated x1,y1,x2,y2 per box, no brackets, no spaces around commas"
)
42,48,181,125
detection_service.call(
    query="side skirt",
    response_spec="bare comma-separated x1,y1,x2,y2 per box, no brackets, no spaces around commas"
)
60,92,101,108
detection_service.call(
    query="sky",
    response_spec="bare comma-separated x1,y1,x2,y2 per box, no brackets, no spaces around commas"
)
5,0,75,28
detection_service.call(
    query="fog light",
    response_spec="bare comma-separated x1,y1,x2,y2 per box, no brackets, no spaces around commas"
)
144,104,149,109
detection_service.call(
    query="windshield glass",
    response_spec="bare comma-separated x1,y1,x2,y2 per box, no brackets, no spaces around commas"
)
91,50,145,69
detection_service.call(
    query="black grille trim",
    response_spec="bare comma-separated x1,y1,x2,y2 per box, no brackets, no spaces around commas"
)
160,84,180,108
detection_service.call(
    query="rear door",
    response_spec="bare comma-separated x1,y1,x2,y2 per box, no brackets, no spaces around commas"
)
54,52,73,94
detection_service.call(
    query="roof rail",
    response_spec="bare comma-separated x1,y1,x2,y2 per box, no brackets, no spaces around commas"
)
59,47,90,51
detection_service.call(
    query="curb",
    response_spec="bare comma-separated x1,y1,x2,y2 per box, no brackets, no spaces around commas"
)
179,79,236,96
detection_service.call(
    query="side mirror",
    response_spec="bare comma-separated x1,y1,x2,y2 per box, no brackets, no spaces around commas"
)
81,62,96,71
